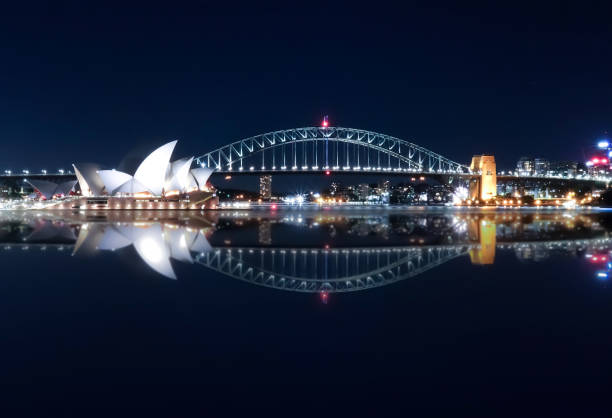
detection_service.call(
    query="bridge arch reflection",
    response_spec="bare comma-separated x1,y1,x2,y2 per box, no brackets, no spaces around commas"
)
1,210,611,293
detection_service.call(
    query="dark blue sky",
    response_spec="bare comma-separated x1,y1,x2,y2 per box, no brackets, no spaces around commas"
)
1,2,611,170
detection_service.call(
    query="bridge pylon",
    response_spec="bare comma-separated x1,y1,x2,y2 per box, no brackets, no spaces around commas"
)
469,155,497,201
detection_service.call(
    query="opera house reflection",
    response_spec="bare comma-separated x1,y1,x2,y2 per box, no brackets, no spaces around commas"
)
1,210,611,293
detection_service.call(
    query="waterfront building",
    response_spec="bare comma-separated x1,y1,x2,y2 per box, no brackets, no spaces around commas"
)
40,141,217,210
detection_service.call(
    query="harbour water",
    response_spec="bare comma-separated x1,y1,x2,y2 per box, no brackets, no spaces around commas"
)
2,208,612,415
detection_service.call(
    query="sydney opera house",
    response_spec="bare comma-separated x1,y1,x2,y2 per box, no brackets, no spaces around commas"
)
37,141,218,210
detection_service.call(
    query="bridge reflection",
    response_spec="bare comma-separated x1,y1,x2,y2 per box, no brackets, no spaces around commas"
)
1,210,610,292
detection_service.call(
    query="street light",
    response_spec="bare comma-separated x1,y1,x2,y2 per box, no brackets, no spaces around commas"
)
58,169,65,174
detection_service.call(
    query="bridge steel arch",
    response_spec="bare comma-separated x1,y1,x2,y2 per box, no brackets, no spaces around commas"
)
195,127,470,174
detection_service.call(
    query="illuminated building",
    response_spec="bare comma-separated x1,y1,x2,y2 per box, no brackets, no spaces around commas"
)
259,175,272,200
42,141,217,210
516,156,534,175
357,184,370,201
533,158,549,175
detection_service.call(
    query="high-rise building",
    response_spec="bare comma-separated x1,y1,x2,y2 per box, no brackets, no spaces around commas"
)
259,175,272,200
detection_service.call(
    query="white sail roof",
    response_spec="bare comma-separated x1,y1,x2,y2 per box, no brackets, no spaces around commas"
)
73,165,91,197
134,140,177,196
166,157,194,192
26,179,60,199
73,164,105,196
113,178,150,195
55,180,77,196
97,170,133,195
190,167,214,190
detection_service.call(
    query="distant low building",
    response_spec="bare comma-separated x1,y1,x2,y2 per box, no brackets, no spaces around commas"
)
516,156,534,175
549,161,577,177
357,184,370,201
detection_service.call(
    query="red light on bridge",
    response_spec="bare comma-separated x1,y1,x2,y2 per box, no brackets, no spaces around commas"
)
591,157,608,165
325,170,331,176
322,115,329,127
271,204,277,210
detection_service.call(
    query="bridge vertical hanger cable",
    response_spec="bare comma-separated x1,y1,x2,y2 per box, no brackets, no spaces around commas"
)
346,142,349,168
325,136,328,168
336,141,339,168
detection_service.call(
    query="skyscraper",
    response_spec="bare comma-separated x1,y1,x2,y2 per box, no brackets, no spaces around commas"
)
259,175,272,200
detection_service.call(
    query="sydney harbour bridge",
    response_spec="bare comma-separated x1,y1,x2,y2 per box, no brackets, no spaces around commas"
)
2,125,609,196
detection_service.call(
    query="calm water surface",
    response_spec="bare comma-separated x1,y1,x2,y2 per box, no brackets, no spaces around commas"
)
2,208,612,416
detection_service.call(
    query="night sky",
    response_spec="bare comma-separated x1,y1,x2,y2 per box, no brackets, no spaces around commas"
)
1,2,611,171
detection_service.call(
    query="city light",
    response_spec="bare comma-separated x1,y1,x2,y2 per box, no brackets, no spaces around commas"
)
598,140,609,149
